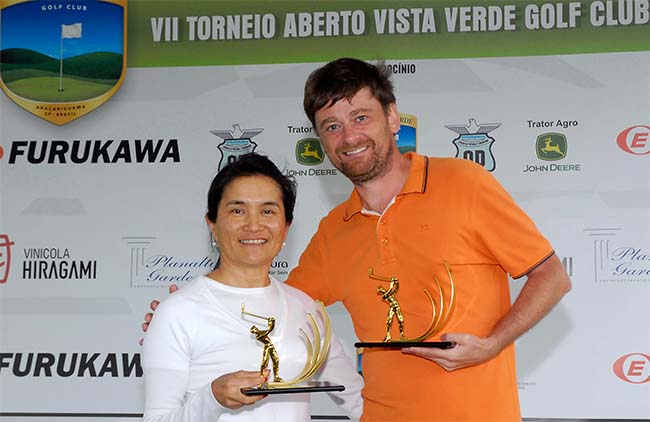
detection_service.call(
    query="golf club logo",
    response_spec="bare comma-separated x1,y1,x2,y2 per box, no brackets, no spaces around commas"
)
0,0,127,125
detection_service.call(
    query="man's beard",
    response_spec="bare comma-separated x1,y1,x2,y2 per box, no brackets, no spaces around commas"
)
335,139,394,185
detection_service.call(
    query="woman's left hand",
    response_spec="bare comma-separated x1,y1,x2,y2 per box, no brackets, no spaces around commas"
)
210,370,269,409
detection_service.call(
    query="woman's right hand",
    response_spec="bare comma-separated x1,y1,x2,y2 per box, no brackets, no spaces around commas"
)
211,370,269,409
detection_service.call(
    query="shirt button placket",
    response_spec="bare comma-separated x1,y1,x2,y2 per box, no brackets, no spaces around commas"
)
378,216,394,261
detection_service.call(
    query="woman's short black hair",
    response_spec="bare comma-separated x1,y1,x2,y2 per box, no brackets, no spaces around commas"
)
206,153,297,224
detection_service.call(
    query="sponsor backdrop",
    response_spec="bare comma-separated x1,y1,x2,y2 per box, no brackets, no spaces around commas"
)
1,0,649,420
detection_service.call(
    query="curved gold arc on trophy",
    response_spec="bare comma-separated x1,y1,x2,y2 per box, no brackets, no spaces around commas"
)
436,261,456,331
294,328,316,379
268,301,332,387
402,288,437,342
391,261,456,343
301,308,332,380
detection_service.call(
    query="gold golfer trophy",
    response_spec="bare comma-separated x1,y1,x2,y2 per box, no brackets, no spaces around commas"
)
240,301,345,395
354,262,457,349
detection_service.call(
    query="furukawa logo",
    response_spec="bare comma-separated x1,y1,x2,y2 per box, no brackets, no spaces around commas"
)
0,352,141,378
0,234,15,284
613,353,650,384
617,125,650,155
4,139,180,164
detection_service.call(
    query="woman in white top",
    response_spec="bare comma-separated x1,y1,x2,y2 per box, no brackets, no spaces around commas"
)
142,153,363,422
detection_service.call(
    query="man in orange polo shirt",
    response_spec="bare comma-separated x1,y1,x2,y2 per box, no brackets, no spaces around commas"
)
144,58,571,421
285,58,571,421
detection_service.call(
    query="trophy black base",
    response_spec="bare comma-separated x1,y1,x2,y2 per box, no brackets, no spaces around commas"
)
241,381,345,396
355,341,456,349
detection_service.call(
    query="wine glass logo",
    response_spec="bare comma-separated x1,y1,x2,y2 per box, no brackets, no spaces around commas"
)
0,234,15,284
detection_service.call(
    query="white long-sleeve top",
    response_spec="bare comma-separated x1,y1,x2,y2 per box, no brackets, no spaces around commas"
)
143,276,363,422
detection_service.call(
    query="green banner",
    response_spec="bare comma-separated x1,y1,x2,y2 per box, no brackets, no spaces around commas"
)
128,0,650,67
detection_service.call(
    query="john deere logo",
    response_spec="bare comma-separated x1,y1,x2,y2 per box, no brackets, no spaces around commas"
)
296,138,324,166
536,133,567,161
0,0,127,125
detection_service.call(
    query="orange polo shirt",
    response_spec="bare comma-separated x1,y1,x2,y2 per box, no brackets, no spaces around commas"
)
287,153,553,421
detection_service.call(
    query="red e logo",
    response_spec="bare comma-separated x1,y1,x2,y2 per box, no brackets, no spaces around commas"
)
613,353,650,384
617,125,650,155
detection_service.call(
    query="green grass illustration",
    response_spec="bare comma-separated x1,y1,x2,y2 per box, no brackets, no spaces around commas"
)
1,48,122,102
5,73,116,101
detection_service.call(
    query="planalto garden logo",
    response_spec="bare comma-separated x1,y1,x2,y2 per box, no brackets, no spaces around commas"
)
123,236,218,288
0,0,127,125
584,227,650,284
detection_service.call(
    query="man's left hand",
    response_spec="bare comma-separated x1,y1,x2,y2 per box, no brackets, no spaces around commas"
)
401,332,500,371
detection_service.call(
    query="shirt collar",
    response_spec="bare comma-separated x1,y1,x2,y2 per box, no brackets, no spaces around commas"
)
343,152,428,220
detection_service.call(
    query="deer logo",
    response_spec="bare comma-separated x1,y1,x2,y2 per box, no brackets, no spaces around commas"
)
301,142,322,161
536,133,567,161
295,138,325,165
541,137,565,157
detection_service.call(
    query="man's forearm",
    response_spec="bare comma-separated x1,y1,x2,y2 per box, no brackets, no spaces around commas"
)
488,253,572,352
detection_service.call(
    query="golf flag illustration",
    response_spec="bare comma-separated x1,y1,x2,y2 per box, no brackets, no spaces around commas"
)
0,0,127,125
59,23,82,92
62,23,82,38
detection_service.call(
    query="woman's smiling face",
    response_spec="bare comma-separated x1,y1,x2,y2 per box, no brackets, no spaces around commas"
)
207,174,289,271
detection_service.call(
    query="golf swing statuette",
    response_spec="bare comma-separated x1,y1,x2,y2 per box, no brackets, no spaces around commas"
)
355,262,457,349
240,301,345,395
246,313,283,383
